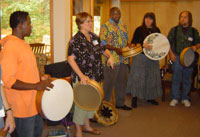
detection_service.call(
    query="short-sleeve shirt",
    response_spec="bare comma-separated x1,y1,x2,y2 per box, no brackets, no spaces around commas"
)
68,31,105,83
0,35,40,118
99,19,129,65
168,25,200,55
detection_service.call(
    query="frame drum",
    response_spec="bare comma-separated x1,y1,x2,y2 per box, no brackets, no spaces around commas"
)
94,101,118,126
143,33,170,60
122,44,142,58
73,79,104,111
36,79,73,121
0,129,7,137
180,47,195,67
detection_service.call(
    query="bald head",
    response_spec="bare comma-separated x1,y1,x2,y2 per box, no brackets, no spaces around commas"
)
110,7,120,15
110,7,121,24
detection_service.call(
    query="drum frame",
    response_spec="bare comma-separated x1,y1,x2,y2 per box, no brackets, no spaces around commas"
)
36,78,73,121
0,129,7,137
73,79,104,111
36,89,45,118
122,44,142,58
180,47,195,67
94,101,118,126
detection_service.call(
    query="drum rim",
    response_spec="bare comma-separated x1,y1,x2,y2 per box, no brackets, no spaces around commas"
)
180,47,195,67
94,101,118,126
122,44,143,58
73,79,104,111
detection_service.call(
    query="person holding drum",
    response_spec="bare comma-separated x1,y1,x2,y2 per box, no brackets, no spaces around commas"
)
168,11,200,107
126,12,162,108
68,12,114,137
99,7,132,111
0,11,54,137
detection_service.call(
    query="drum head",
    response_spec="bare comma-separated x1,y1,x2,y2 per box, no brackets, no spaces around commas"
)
182,48,195,67
41,79,73,121
73,81,103,111
143,33,170,60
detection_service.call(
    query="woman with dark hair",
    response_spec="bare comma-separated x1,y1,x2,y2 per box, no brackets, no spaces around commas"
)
68,12,114,137
126,12,162,108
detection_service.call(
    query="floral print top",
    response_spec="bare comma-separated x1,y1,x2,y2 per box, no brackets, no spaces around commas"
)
68,31,106,83
100,18,129,65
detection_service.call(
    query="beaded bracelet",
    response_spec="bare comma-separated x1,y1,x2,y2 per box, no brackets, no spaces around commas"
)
5,108,12,113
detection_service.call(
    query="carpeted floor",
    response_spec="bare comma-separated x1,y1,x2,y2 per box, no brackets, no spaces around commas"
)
42,89,200,137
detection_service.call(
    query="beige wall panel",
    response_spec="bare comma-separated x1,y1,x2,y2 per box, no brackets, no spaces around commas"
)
101,0,112,25
53,0,72,62
121,1,200,66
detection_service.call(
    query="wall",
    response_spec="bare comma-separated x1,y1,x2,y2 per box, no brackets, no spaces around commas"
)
52,0,72,63
121,0,200,43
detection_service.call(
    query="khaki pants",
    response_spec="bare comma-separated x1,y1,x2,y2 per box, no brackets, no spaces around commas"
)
73,105,94,125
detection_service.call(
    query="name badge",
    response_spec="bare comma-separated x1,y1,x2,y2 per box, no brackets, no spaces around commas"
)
93,40,98,45
188,37,193,41
0,108,5,117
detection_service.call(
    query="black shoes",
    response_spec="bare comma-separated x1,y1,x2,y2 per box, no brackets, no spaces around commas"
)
132,97,137,108
147,100,159,105
116,105,132,110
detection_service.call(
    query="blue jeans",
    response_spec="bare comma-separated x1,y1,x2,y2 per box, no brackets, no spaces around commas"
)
171,56,193,100
11,114,43,137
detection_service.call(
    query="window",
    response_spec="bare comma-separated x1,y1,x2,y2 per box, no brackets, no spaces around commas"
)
0,0,50,55
72,0,101,36
94,2,101,35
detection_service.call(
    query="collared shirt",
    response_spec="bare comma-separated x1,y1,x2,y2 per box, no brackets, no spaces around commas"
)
100,18,129,65
68,31,105,83
168,25,200,55
0,35,40,118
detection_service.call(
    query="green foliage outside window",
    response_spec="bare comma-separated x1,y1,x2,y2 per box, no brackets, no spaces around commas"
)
1,0,50,43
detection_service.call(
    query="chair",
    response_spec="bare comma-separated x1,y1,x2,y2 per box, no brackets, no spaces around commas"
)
30,43,46,54
30,43,47,76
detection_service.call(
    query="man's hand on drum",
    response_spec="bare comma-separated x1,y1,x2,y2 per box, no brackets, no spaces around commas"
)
115,48,122,55
80,74,89,85
128,44,136,48
35,79,54,91
107,56,114,69
143,43,152,50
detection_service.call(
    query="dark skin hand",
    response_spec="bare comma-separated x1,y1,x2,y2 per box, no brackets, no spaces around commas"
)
11,79,54,91
128,44,136,48
105,44,122,55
